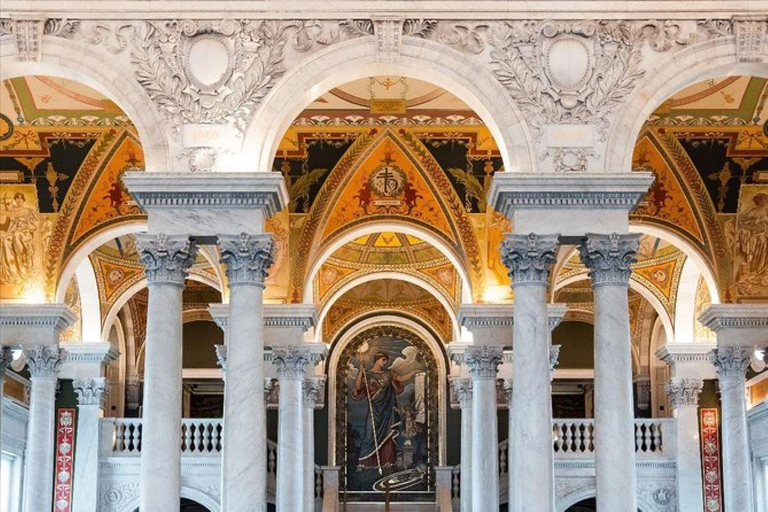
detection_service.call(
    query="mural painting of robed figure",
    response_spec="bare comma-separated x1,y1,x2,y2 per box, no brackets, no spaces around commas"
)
341,330,437,501
352,351,420,469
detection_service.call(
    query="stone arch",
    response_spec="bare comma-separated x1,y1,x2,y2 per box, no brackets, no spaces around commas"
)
324,313,448,467
316,271,460,343
242,35,535,175
0,35,172,174
606,36,768,174
304,221,473,304
556,489,655,512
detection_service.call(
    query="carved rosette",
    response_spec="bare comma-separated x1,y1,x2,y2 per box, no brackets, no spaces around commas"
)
273,346,318,380
73,377,109,407
578,233,640,288
0,346,13,378
549,344,561,378
218,233,275,288
464,345,503,380
24,346,67,379
136,233,197,286
500,233,558,287
665,378,703,407
451,378,473,409
709,347,752,381
303,377,326,408
214,344,227,373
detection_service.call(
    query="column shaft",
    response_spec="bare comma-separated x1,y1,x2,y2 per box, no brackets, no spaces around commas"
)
303,403,314,512
137,234,196,512
580,233,640,512
218,233,274,512
72,378,108,512
452,378,472,512
501,233,558,512
666,378,704,512
0,347,12,456
711,348,754,512
465,346,502,512
22,346,66,512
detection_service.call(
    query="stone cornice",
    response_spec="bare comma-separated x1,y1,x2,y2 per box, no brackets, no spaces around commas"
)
490,173,655,217
263,304,318,330
1,3,763,19
207,303,229,329
0,304,77,330
698,304,768,332
458,304,514,329
122,172,288,217
547,303,568,329
61,342,119,366
656,343,717,366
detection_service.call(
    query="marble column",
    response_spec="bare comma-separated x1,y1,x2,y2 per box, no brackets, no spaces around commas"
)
21,345,67,512
72,377,108,512
464,345,502,512
218,233,274,512
710,347,755,512
452,378,473,512
501,233,558,512
136,233,197,512
579,233,640,512
274,346,315,512
0,346,12,452
303,377,324,512
502,380,513,510
665,378,704,511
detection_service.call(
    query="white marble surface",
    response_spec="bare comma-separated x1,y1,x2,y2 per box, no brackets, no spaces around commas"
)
720,372,755,512
303,404,314,512
22,374,58,512
593,284,637,512
71,378,107,512
453,378,473,512
222,284,268,512
139,282,184,512
511,285,554,512
276,374,305,511
471,377,498,511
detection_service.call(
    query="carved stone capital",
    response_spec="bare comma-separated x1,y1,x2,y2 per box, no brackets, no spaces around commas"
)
273,346,321,380
500,233,558,286
734,16,767,63
12,17,45,62
451,378,473,409
709,347,752,381
214,344,227,373
303,377,326,408
0,346,13,378
24,346,67,379
665,378,703,408
218,233,274,287
578,233,640,287
463,345,503,380
549,344,561,378
73,377,109,407
136,233,197,286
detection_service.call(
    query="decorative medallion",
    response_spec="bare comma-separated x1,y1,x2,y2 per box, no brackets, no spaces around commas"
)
369,151,407,199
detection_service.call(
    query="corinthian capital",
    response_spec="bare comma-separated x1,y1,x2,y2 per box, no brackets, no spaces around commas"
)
303,377,326,408
450,378,473,409
0,346,13,377
24,346,67,379
578,233,640,287
665,378,703,407
464,345,503,380
500,233,558,286
709,347,752,381
73,377,109,407
218,233,275,287
136,233,197,286
273,346,321,380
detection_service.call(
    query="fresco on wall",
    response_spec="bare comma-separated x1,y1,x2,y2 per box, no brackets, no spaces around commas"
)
735,185,768,298
336,326,438,502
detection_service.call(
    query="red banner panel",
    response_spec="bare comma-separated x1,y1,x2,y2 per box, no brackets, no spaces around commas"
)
700,408,722,512
54,408,77,512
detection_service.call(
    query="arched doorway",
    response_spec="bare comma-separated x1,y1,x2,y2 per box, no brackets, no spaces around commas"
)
334,325,441,503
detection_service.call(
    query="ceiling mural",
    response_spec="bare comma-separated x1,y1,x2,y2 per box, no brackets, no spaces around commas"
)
322,279,452,342
633,75,768,302
0,76,144,301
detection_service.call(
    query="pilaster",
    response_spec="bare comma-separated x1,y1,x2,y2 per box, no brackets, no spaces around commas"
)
71,378,108,512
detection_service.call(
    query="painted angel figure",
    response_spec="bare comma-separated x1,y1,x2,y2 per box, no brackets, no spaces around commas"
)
352,351,419,469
